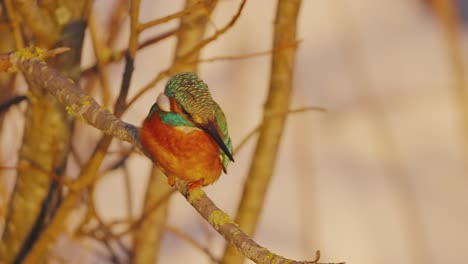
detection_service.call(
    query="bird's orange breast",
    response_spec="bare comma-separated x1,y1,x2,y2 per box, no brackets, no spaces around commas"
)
140,111,223,186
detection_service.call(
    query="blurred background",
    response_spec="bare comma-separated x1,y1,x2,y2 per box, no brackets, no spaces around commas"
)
2,0,468,263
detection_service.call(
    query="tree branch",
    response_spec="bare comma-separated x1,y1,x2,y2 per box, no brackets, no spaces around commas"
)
3,47,343,264
10,53,139,146
138,0,207,32
222,0,305,262
174,182,339,264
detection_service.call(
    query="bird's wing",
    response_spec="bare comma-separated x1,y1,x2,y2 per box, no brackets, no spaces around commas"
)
214,102,234,172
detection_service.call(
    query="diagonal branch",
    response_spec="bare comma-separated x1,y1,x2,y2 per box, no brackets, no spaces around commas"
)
174,183,338,264
138,0,207,32
13,54,139,145
3,48,343,264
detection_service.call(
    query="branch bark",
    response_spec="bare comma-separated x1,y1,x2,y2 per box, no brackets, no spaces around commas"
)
222,0,302,262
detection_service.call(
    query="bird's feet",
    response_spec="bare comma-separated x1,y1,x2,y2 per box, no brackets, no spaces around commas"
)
167,176,204,192
167,175,175,186
187,179,204,192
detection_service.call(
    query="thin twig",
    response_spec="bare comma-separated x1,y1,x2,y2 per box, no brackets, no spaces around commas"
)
189,40,302,65
113,0,140,116
138,0,206,32
89,13,112,108
177,0,247,62
81,29,178,77
234,106,325,154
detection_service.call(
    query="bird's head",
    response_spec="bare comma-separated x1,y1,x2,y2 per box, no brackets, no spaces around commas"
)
157,72,234,162
162,72,215,124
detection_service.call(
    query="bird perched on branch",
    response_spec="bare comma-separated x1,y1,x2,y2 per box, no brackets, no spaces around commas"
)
140,72,234,190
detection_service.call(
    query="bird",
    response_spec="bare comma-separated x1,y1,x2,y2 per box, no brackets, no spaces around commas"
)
140,72,234,190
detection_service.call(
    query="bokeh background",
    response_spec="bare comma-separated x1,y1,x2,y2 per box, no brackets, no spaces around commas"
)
2,0,468,263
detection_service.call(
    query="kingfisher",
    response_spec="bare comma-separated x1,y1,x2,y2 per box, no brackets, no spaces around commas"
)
140,72,234,190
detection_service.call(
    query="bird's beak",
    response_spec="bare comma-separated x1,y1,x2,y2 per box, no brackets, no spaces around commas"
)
201,121,235,162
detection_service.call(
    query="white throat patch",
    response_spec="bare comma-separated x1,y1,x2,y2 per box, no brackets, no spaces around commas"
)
156,93,171,112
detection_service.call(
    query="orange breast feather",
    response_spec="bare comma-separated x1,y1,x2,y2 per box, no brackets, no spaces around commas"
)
141,111,223,186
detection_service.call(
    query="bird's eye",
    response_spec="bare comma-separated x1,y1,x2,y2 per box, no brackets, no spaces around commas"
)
181,107,193,119
181,107,189,116
156,93,171,112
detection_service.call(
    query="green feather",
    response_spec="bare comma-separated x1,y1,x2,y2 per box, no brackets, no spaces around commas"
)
160,111,195,127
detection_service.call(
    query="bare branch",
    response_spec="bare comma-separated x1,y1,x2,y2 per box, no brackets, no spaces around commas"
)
9,53,139,146
81,29,178,77
222,0,305,263
175,182,342,264
4,47,343,264
138,0,207,32
177,0,247,63
188,40,302,64
234,106,326,155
